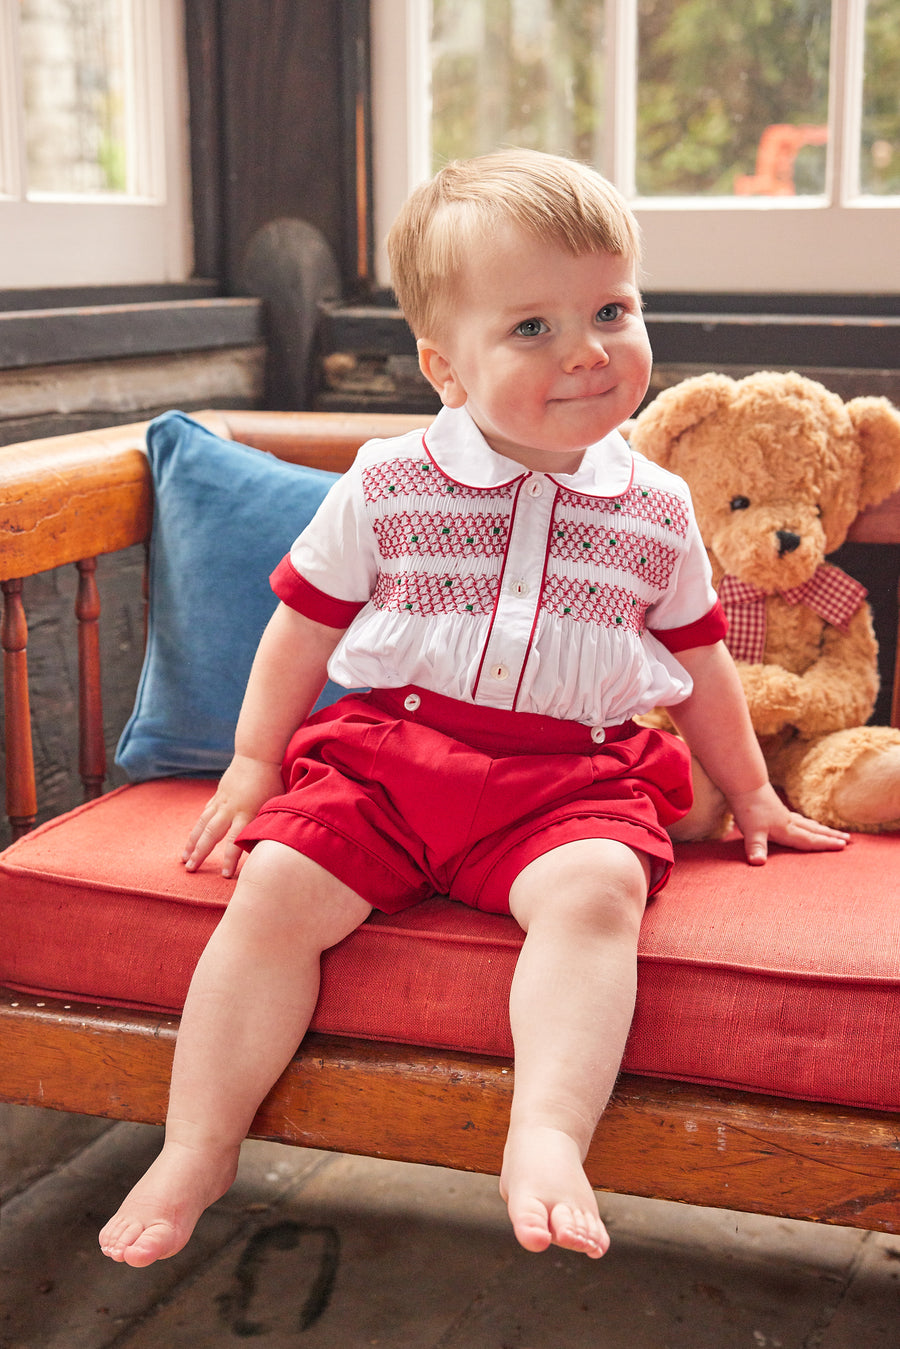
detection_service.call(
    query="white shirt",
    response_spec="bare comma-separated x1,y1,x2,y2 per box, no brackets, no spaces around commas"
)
273,405,723,729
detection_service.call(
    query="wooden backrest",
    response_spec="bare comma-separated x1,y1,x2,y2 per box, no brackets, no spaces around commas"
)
2,409,899,839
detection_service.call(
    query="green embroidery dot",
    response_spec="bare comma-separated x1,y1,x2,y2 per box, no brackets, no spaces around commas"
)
640,556,647,565
465,604,474,611
388,484,396,493
466,536,475,544
404,603,413,610
614,502,622,511
642,489,650,498
492,527,501,535
608,536,618,546
664,516,672,526
441,527,450,534
588,585,598,594
615,616,623,624
581,541,591,550
563,606,572,614
444,579,453,587
410,534,419,542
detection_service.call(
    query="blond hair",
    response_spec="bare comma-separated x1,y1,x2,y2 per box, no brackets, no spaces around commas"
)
387,148,641,338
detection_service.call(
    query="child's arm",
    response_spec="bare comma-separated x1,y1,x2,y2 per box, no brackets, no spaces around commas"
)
667,641,849,864
182,602,347,877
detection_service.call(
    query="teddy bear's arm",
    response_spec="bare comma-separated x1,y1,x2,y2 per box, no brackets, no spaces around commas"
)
734,663,807,736
790,605,880,738
734,606,879,738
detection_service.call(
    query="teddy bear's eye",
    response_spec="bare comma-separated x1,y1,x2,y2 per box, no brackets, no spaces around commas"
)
730,496,751,511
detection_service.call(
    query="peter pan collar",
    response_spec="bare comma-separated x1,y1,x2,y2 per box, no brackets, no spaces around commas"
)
422,404,635,499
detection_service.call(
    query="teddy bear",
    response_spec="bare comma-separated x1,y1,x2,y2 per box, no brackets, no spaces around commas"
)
629,370,900,836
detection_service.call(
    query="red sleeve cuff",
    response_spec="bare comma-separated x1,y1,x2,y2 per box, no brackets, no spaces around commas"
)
649,599,728,653
270,555,366,629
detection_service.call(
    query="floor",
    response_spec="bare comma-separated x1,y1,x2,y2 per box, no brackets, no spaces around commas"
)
3,1120,900,1348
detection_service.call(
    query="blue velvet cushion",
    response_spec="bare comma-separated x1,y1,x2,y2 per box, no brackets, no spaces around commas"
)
116,411,348,779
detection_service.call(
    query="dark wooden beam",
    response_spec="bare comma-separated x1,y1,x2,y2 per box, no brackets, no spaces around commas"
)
0,299,262,369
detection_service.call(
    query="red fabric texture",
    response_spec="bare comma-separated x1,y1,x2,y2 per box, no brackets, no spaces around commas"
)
238,689,691,912
2,777,900,1112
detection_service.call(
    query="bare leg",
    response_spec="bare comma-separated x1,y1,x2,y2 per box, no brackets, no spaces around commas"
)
99,843,371,1267
500,838,650,1258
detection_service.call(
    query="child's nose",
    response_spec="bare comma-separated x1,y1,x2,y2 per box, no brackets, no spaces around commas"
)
563,330,610,372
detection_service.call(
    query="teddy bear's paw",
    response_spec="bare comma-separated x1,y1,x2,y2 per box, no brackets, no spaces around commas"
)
830,742,900,831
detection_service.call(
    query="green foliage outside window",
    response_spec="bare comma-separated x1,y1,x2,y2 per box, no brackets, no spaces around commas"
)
430,0,900,197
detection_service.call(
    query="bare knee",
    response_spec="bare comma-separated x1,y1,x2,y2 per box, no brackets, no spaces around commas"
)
227,842,371,952
509,839,649,939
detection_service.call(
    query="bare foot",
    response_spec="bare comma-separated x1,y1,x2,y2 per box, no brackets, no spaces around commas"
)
499,1124,609,1258
99,1137,239,1267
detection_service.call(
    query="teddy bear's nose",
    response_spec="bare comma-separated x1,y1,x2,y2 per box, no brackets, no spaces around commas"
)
776,529,802,555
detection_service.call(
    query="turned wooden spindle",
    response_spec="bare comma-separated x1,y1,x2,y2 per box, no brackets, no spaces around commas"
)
75,558,107,800
1,579,38,838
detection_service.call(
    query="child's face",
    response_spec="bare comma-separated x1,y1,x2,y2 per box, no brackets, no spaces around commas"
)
417,224,652,474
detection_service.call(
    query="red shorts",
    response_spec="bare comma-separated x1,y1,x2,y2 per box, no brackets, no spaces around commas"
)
236,687,693,915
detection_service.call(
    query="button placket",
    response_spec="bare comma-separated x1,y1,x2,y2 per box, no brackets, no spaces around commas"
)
475,474,555,707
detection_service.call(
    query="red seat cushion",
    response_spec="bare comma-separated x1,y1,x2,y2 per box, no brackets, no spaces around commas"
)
2,779,899,1112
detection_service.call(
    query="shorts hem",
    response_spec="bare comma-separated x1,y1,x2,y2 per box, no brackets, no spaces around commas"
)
238,810,432,915
471,812,675,913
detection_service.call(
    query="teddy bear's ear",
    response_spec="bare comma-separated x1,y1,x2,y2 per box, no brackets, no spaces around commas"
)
629,373,737,467
848,397,900,511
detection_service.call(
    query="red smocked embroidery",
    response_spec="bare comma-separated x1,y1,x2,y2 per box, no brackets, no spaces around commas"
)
555,483,690,537
371,571,499,616
549,522,677,589
541,576,649,634
362,457,517,504
372,510,509,559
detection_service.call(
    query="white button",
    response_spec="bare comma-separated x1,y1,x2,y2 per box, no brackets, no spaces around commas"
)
526,478,544,497
511,579,529,596
591,726,606,744
490,664,510,681
403,693,421,711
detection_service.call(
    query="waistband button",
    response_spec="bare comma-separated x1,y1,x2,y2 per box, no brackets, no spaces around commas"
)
403,693,422,712
591,725,606,744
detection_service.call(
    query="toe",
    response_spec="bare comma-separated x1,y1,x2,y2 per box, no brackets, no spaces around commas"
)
549,1203,609,1259
99,1214,182,1266
508,1197,554,1254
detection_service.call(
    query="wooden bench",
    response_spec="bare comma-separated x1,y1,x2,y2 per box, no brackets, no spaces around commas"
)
2,408,900,1237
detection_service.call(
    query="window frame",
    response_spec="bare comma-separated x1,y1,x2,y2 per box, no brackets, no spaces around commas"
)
371,0,900,296
0,0,192,289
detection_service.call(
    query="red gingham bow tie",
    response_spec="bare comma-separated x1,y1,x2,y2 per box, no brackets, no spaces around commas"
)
718,563,868,664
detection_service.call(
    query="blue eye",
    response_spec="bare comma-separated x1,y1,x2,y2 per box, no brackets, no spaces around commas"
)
515,318,548,337
596,304,623,323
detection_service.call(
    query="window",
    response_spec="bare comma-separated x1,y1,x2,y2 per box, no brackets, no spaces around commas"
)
0,0,192,288
371,0,899,294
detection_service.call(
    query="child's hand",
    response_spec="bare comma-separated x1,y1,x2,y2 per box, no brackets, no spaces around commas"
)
182,754,285,878
728,783,850,865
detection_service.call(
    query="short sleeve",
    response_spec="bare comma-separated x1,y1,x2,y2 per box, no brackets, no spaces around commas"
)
276,454,378,610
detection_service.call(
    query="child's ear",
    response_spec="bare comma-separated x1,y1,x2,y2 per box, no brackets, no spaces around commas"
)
417,339,467,408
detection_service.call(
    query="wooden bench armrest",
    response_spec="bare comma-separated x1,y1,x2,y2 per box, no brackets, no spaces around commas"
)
0,411,425,581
